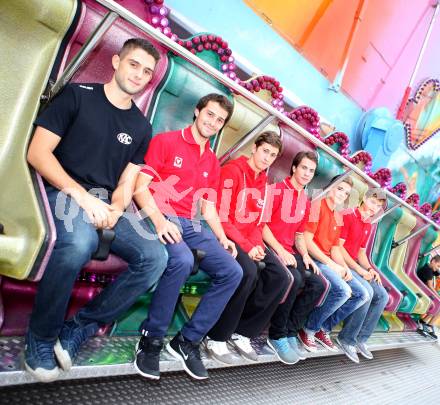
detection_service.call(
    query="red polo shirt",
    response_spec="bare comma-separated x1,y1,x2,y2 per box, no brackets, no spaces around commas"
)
141,126,220,219
265,177,310,254
340,208,372,260
305,198,342,257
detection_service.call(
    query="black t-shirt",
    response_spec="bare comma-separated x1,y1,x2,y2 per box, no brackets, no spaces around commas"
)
417,264,440,284
35,83,151,194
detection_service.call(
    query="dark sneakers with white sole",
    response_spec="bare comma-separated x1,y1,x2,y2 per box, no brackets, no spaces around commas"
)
166,332,208,380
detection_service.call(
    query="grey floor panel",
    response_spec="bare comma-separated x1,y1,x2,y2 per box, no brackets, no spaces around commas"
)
1,344,440,404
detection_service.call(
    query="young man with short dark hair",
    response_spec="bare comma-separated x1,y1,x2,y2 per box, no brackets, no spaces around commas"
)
25,38,166,383
263,151,326,364
336,188,389,362
133,93,242,380
206,131,291,364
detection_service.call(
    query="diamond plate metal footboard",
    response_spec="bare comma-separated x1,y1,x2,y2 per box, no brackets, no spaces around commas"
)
0,332,437,387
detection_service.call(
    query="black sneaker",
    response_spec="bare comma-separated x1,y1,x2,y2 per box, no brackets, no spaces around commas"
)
416,323,428,337
426,325,438,340
166,333,208,380
134,335,163,380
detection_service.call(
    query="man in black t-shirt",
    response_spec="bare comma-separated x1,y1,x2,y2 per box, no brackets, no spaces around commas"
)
25,38,167,382
416,255,440,339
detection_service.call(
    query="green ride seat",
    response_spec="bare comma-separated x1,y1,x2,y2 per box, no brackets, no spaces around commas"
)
391,209,431,315
371,206,418,314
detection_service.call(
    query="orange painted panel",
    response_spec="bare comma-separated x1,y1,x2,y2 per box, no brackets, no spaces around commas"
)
245,0,359,80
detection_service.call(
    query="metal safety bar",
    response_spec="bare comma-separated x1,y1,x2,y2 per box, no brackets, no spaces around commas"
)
422,244,440,258
47,11,119,101
372,204,401,224
392,224,431,249
84,0,439,231
311,169,353,202
219,115,276,164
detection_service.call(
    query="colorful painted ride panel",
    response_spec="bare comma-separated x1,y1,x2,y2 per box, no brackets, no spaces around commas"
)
390,209,431,315
404,217,440,317
150,45,230,138
0,0,78,280
371,207,418,314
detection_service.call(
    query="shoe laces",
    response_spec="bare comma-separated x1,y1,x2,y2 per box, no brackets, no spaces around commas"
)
68,327,89,356
232,334,253,353
304,332,315,344
358,343,368,352
207,340,229,355
35,340,55,361
140,336,163,354
274,338,290,353
288,337,299,349
180,339,202,361
320,330,332,343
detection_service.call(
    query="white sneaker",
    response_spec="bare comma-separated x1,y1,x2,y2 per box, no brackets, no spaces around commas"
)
205,339,235,364
229,334,258,361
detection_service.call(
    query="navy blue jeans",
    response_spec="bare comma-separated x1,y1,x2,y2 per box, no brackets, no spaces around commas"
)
140,217,243,342
305,263,369,333
29,186,167,341
338,270,389,345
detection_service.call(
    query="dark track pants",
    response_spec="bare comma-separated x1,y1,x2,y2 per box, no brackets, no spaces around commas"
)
209,246,290,340
269,254,326,340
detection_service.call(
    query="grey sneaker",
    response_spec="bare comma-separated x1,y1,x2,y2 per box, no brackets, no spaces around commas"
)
357,342,373,360
335,336,359,363
287,336,307,360
267,338,300,365
229,334,258,361
205,339,236,365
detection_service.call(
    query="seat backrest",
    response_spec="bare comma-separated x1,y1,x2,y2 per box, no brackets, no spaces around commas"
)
390,208,431,314
216,92,280,159
64,0,169,116
371,206,418,313
365,223,402,311
405,217,440,314
150,44,231,140
0,0,77,280
267,122,316,184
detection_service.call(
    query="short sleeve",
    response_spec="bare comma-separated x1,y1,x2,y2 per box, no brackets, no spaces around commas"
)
305,218,318,234
339,213,352,241
141,134,166,180
34,84,79,137
131,125,152,165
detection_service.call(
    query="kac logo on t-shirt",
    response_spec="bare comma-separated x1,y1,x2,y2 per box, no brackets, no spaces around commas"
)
117,133,132,145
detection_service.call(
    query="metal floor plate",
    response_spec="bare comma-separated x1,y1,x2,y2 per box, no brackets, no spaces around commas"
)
0,331,437,387
1,343,440,404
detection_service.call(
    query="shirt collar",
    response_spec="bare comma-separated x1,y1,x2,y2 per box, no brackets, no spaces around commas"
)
181,126,198,145
283,177,303,195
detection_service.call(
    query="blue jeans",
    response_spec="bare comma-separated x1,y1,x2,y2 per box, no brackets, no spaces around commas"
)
29,186,167,341
338,270,389,345
305,263,368,333
140,217,243,342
